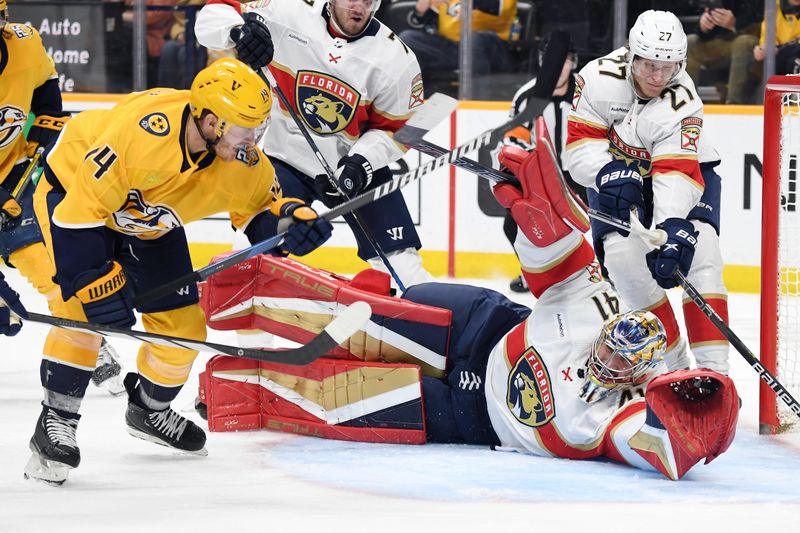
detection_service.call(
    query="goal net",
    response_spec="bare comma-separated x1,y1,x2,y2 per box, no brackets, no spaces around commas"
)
761,75,800,434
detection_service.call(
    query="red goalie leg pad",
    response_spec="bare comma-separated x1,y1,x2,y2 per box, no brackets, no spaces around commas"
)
533,117,590,233
496,145,573,247
629,369,738,480
520,238,595,298
199,355,426,444
200,254,452,377
683,296,729,345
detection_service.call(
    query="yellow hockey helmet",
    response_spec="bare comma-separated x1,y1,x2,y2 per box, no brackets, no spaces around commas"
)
190,58,272,138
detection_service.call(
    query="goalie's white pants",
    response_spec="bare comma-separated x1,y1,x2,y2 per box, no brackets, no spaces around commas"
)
602,221,729,374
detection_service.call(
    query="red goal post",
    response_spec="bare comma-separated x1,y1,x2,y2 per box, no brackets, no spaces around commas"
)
761,75,800,434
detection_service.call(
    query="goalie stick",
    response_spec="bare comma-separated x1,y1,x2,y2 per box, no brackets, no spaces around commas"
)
587,208,800,421
22,301,372,365
133,30,572,307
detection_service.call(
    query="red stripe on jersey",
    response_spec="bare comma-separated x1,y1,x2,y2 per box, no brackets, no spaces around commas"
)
648,299,682,349
270,67,298,113
206,0,242,14
600,401,646,464
521,239,595,298
367,104,408,134
651,158,704,188
566,120,608,145
683,297,729,344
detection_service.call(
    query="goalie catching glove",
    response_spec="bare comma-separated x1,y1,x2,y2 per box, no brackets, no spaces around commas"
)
72,261,135,328
270,197,333,256
26,113,70,158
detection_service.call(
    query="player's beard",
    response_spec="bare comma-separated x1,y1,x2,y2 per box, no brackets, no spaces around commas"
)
329,3,370,37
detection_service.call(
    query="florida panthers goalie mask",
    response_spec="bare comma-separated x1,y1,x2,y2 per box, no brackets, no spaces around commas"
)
627,10,687,92
580,310,667,403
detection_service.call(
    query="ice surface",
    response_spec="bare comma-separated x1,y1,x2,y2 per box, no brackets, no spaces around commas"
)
1,269,798,531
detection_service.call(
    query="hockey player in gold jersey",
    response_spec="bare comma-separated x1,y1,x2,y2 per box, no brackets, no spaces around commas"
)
24,57,333,485
0,1,125,393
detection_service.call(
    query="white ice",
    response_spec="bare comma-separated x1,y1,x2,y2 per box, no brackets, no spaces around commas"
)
1,268,798,532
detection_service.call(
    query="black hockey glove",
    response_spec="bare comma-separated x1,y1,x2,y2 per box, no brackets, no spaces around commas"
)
646,218,699,289
0,271,27,336
595,159,645,237
26,113,70,158
72,261,136,328
231,12,274,70
271,198,333,256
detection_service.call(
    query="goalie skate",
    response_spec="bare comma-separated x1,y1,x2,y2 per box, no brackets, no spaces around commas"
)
91,339,125,396
23,404,81,486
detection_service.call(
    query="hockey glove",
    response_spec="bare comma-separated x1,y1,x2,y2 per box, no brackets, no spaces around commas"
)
670,374,722,401
26,113,70,158
0,187,22,220
231,12,274,70
595,159,645,237
271,197,333,256
0,271,27,336
645,218,699,289
315,155,374,198
73,261,136,328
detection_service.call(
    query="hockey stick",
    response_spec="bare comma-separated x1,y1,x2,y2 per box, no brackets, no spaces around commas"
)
1,153,41,225
20,301,372,365
134,101,524,307
587,208,800,420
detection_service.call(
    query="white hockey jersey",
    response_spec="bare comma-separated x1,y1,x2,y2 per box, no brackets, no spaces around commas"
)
564,47,720,224
484,229,663,467
195,0,424,178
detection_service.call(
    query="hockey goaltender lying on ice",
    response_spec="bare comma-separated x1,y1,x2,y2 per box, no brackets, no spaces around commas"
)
195,140,740,482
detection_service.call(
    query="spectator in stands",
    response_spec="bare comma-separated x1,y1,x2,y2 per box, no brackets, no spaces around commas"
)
685,0,763,104
157,0,208,88
123,0,177,87
398,0,516,93
754,0,800,75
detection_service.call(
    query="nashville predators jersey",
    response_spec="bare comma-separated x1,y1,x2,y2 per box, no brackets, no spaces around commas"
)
0,23,58,184
196,0,423,179
435,0,516,42
484,229,662,469
45,89,280,239
564,47,719,224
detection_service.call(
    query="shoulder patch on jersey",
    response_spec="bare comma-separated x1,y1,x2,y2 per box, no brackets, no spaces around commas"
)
586,260,603,283
0,105,28,149
296,70,360,135
244,0,272,9
235,145,261,167
6,24,34,39
680,117,702,153
572,74,585,111
507,347,556,428
139,112,171,137
409,73,424,109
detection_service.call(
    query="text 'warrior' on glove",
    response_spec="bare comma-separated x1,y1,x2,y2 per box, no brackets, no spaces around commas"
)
231,12,274,70
72,261,136,328
270,197,333,256
646,218,699,289
595,159,645,237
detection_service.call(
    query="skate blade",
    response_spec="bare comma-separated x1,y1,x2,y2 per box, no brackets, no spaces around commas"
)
126,427,208,457
23,452,73,486
97,375,126,397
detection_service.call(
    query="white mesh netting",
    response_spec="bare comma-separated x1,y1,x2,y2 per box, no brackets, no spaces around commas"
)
777,90,800,428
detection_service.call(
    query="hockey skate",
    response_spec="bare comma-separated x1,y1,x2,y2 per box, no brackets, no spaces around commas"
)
24,404,81,486
91,339,126,396
123,374,207,456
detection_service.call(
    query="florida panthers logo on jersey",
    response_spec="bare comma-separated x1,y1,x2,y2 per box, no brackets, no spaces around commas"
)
608,126,652,176
296,71,359,135
139,112,171,137
0,106,28,149
112,189,181,238
507,347,555,427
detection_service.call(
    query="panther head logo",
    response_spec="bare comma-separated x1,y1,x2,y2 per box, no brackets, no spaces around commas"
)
0,105,28,149
295,71,359,135
507,347,555,427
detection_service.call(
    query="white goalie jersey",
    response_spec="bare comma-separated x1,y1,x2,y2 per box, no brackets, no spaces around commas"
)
483,230,664,466
195,0,424,178
564,47,720,224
